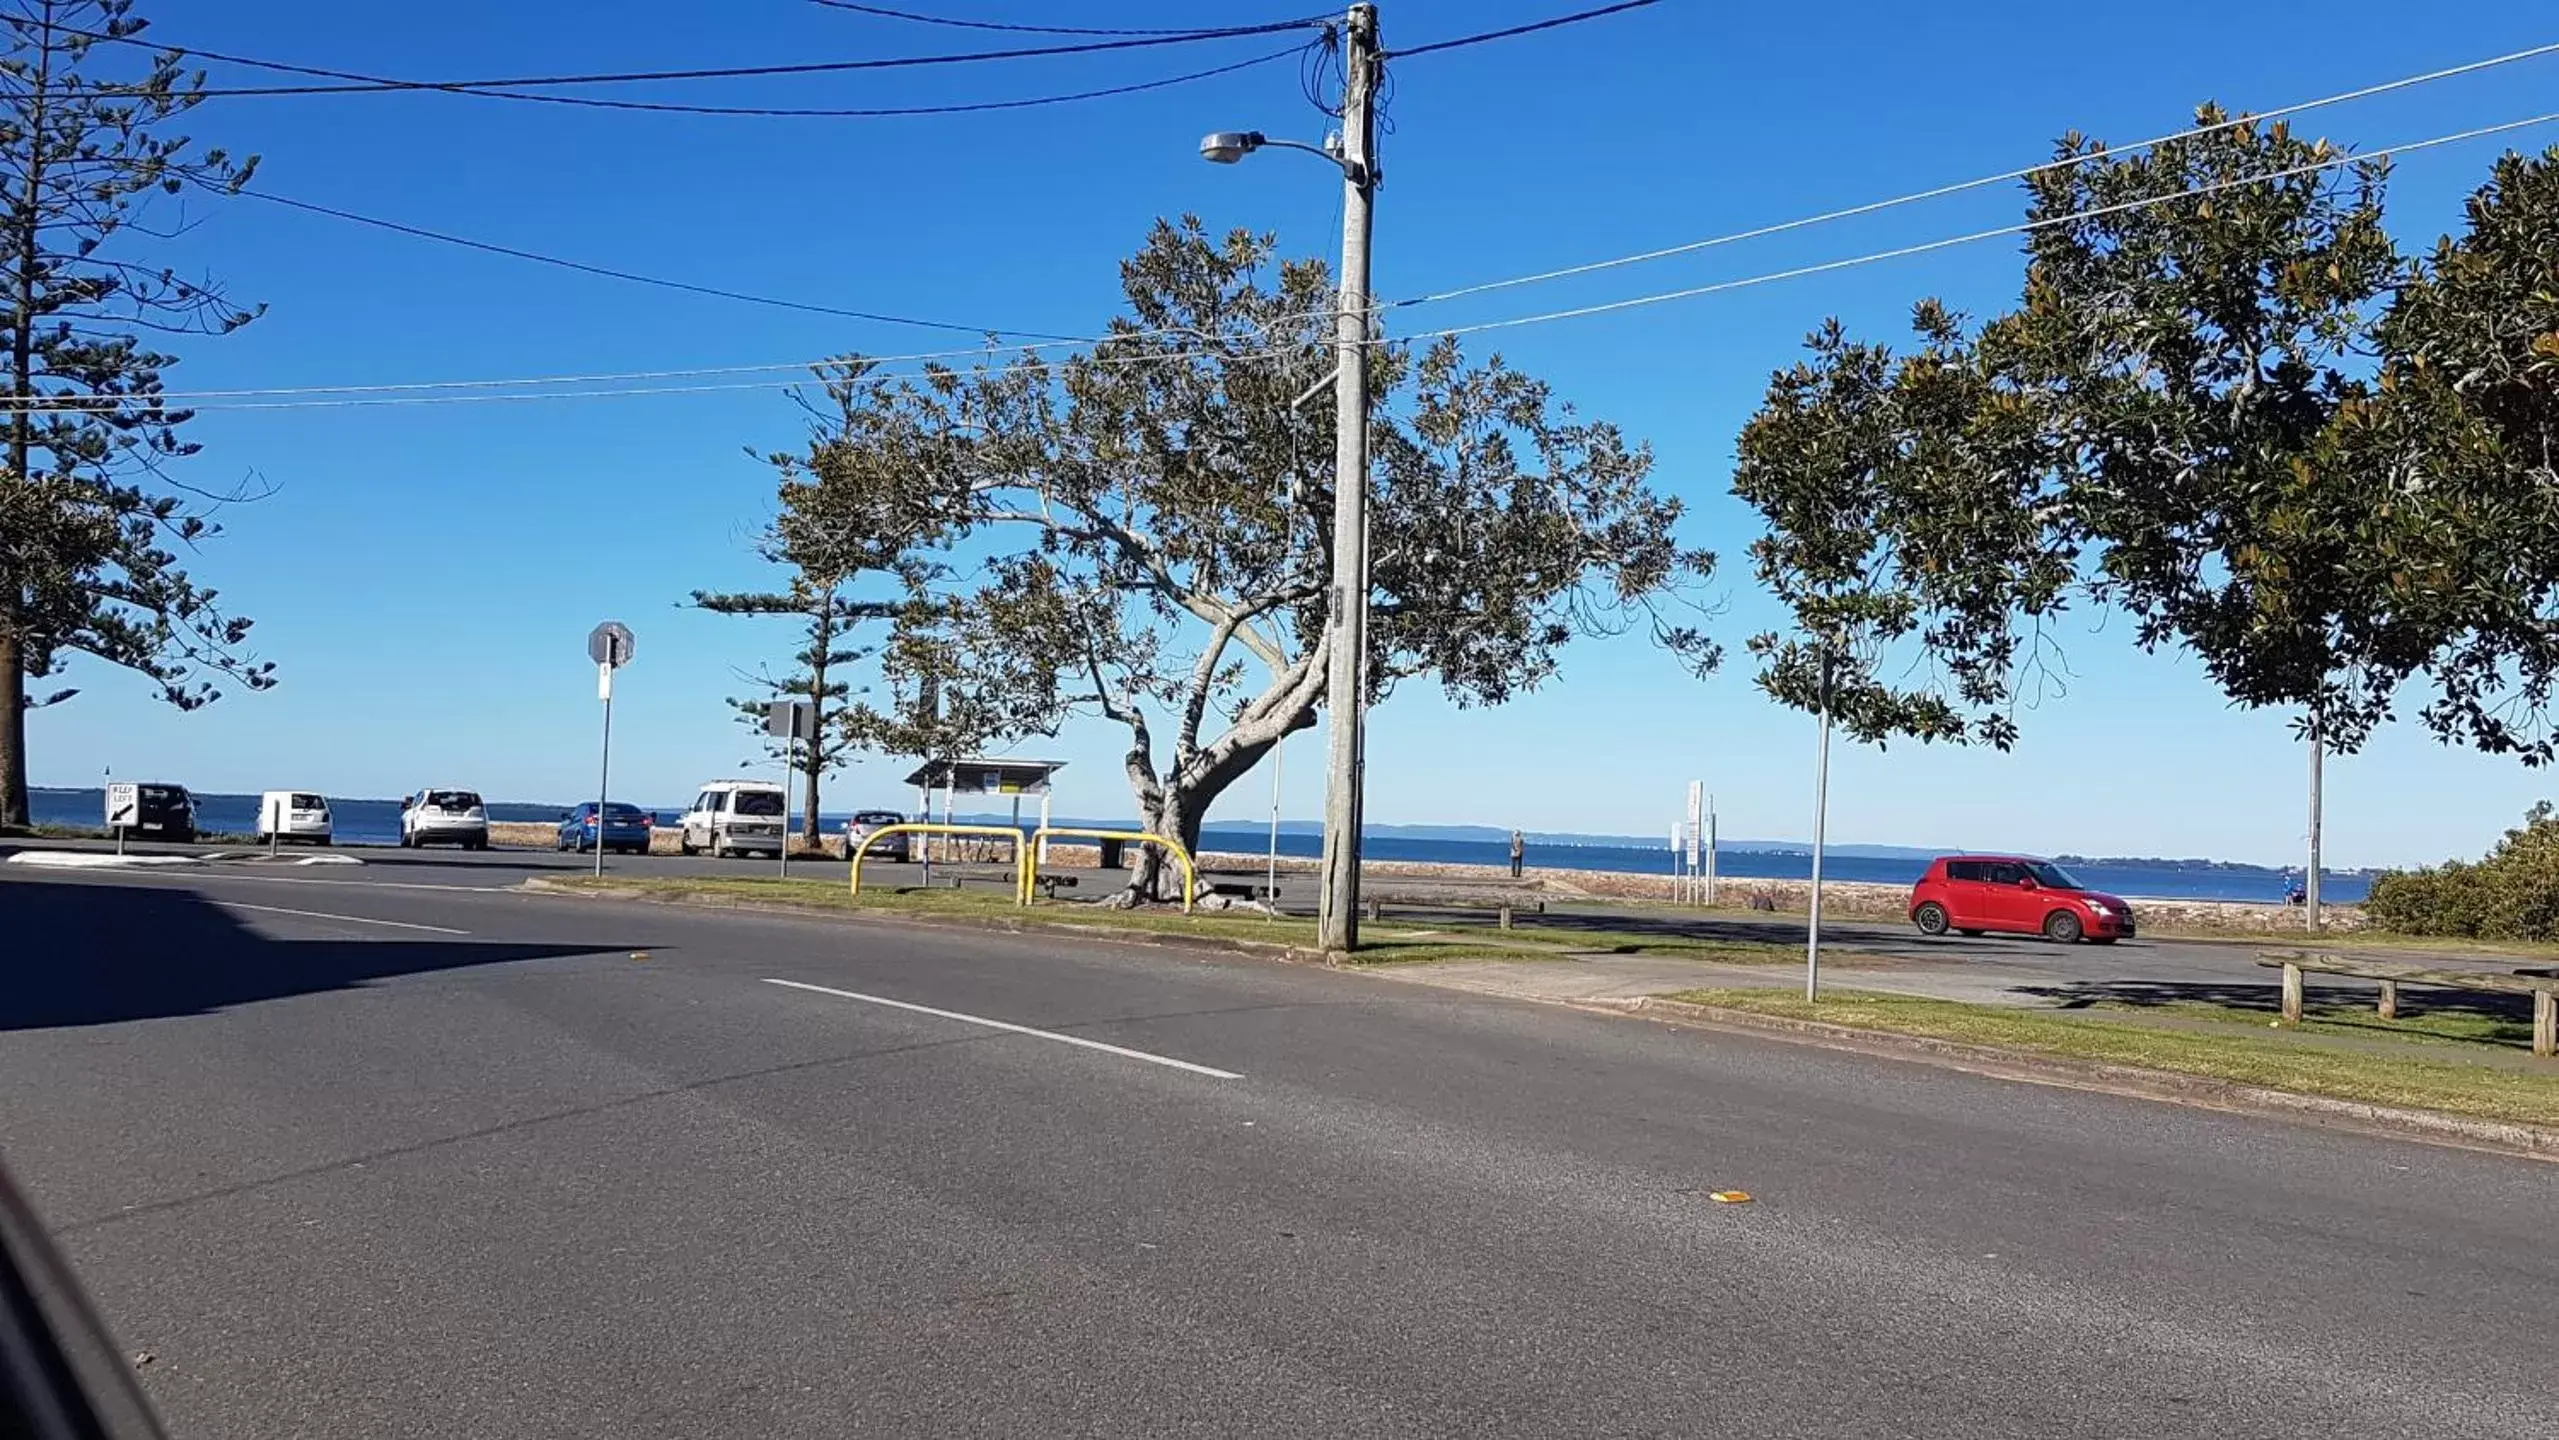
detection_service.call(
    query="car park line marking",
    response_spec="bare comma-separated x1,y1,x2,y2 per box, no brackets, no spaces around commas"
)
762,978,1242,1080
217,901,469,935
126,871,513,895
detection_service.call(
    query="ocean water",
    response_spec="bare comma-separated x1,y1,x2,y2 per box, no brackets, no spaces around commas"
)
25,787,2370,903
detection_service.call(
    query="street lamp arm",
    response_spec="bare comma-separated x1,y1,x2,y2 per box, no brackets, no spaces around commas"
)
1198,129,1371,186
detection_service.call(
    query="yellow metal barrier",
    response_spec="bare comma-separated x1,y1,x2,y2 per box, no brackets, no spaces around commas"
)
849,823,1029,905
1024,827,1198,913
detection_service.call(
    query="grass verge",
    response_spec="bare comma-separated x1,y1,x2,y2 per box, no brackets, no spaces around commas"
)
1666,988,2559,1128
535,874,1807,966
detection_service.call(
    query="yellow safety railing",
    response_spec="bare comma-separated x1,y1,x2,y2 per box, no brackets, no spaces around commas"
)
1023,827,1198,913
849,823,1030,905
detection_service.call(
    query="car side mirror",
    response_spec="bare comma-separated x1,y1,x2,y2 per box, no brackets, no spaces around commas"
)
2019,877,2038,890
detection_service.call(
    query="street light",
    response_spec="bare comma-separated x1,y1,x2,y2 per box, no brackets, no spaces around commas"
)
1200,3,1379,953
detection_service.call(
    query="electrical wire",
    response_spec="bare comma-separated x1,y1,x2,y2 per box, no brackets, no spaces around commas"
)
130,20,1326,101
239,190,1089,340
807,1,1319,37
16,109,2548,417
1386,0,1661,61
1387,36,2559,313
1408,109,2559,342
167,40,1312,119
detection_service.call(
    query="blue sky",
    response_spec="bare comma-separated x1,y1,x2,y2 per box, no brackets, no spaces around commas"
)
27,0,2559,868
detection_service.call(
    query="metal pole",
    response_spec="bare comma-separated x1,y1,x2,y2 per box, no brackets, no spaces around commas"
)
778,737,790,881
1269,730,1284,918
2306,726,2324,932
1705,798,1718,907
1806,655,1834,1003
1316,1,1379,954
594,667,612,878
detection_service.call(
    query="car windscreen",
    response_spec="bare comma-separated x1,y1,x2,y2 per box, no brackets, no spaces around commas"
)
427,791,481,810
731,791,785,817
2027,861,2085,890
853,811,904,826
602,804,648,821
292,793,326,810
138,785,184,804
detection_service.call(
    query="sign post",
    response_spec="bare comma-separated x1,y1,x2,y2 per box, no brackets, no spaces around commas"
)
1684,780,1705,903
765,699,814,879
587,622,637,879
104,782,137,857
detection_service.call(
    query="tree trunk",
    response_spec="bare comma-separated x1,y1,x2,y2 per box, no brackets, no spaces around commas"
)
1129,784,1207,905
0,627,26,830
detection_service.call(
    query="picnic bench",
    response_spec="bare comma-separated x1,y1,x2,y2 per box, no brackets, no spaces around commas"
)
2257,950,2559,1057
1363,886,1547,931
916,864,1078,900
1203,877,1282,905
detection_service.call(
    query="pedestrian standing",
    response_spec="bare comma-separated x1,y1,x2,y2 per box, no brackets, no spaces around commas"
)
1509,828,1525,879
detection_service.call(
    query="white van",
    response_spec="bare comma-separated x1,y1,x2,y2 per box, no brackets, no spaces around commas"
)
678,780,788,858
256,790,333,846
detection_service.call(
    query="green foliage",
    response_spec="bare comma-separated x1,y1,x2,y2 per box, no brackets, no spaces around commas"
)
1737,112,2559,765
781,217,1714,895
700,360,956,838
2366,801,2559,941
0,1,266,827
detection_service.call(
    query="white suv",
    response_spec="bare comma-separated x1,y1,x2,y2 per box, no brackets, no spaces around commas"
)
678,780,788,858
401,788,489,850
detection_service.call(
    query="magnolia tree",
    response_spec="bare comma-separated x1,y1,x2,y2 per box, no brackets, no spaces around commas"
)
815,218,1716,900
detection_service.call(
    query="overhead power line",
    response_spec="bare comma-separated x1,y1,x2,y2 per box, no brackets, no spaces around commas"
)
806,1,1285,37
184,40,1312,119
238,190,1089,341
1388,36,2559,313
1387,0,1661,61
1413,109,2559,341
128,19,1326,101
12,106,2549,419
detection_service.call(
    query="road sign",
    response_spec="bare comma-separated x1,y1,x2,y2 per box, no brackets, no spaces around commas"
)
765,699,815,741
104,782,138,828
587,621,636,668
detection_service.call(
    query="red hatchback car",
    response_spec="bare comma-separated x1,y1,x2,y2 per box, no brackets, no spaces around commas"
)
1909,855,2135,944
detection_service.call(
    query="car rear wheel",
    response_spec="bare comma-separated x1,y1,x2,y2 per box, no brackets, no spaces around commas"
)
678,835,696,856
1912,902,1950,937
2044,910,2084,944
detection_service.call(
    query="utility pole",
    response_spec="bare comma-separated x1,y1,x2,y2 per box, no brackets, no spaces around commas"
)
2307,725,2324,932
1316,1,1380,954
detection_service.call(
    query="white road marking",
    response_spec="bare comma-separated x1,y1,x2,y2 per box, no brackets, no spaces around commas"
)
762,978,1242,1080
108,870,509,895
217,901,469,936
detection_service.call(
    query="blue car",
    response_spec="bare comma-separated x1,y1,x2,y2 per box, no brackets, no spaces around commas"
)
557,802,653,855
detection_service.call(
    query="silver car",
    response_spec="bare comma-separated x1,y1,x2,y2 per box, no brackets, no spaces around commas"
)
400,788,489,850
843,809,913,863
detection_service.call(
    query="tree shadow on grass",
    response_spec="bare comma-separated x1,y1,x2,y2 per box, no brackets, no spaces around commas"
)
1,876,633,1031
2018,978,2537,1039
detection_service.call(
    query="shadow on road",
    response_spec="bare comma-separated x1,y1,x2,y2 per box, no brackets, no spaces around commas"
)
0,877,629,1031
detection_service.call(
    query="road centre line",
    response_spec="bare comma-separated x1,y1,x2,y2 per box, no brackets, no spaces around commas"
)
216,900,471,935
762,977,1243,1080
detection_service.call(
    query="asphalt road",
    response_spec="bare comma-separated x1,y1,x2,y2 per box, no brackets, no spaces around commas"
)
7,834,2344,1002
3,862,2554,1437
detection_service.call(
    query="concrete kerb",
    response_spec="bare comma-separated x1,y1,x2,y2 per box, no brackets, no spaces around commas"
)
514,877,2559,1163
1603,995,2559,1163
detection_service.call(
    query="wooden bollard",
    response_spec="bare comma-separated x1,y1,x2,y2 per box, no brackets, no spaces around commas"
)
2281,961,2304,1026
2536,991,2556,1060
2376,979,2397,1021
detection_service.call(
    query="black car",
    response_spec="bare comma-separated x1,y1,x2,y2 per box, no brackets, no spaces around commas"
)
122,783,197,842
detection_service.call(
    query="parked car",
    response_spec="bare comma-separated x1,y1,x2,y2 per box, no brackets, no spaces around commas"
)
557,801,652,855
117,782,197,843
677,780,788,859
1909,855,2134,944
843,809,913,863
255,790,333,846
400,788,489,850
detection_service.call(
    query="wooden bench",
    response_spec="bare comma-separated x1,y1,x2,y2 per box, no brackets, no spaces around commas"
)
1205,878,1281,904
1363,890,1547,931
2257,950,2559,1057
